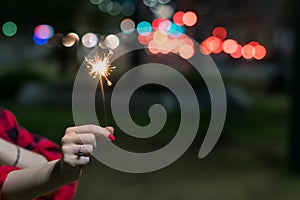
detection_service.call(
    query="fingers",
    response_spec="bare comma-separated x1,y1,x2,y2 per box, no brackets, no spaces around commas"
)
66,125,115,141
105,126,116,141
63,154,90,167
62,133,97,148
62,144,94,156
61,124,116,168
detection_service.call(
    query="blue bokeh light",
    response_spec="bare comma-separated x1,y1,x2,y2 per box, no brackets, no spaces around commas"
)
33,34,49,45
137,21,152,36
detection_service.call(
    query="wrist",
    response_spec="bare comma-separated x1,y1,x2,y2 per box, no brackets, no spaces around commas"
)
56,160,82,181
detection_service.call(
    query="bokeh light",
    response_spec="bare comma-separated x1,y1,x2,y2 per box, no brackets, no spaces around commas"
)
143,0,158,7
153,30,168,44
152,18,165,30
148,40,160,54
205,36,222,52
158,0,171,4
98,0,111,13
151,5,174,19
121,1,136,16
222,39,238,54
137,21,152,36
173,11,185,26
253,45,267,60
138,33,153,45
182,11,197,27
33,34,49,46
34,24,54,40
248,41,260,46
212,26,227,40
82,33,98,48
158,19,171,31
89,0,102,5
230,44,242,59
120,18,135,34
168,22,185,38
180,36,194,47
200,41,212,55
2,21,17,37
62,32,79,47
107,1,122,16
241,44,254,59
105,34,120,49
179,44,194,59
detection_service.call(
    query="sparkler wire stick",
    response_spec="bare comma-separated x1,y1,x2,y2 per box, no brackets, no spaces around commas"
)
99,75,108,126
85,50,115,126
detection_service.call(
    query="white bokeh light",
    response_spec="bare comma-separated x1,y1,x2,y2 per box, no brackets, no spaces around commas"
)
82,33,99,48
104,34,120,49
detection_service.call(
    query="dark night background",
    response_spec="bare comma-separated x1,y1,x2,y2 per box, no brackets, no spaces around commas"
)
1,0,300,199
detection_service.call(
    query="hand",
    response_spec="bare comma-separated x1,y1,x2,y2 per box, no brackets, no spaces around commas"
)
60,124,115,168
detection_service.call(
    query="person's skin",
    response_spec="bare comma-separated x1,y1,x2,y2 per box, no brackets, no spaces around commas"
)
1,124,114,200
0,139,48,168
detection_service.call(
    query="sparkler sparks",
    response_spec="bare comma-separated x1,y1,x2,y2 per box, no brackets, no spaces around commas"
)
85,50,116,86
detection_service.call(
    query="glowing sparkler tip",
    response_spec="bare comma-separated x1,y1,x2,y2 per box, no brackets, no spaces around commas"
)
85,50,115,86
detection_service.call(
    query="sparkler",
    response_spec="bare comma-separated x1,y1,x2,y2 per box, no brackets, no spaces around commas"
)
85,49,116,125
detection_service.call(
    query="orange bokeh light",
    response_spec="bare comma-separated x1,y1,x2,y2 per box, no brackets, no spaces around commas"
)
148,40,160,54
242,44,254,59
153,30,168,44
253,45,267,60
173,11,185,26
179,44,194,59
212,26,227,40
170,38,180,53
222,39,238,54
182,11,198,27
179,37,194,47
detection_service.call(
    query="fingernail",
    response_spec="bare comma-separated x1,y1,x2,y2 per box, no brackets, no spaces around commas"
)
108,134,116,141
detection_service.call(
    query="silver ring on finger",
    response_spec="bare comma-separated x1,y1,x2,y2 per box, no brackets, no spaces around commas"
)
78,144,84,159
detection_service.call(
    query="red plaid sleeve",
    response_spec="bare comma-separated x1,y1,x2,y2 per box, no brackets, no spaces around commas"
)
0,108,77,200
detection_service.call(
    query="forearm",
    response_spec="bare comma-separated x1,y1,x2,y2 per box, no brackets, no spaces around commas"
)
0,139,47,168
1,159,81,200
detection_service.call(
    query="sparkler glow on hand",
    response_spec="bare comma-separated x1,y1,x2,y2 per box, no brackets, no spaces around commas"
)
85,49,116,125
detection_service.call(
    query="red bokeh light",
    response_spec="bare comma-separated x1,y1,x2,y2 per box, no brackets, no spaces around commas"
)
248,41,260,47
205,36,222,52
173,11,185,26
253,45,267,60
200,40,212,55
230,44,242,59
242,44,254,59
138,33,153,45
212,26,227,40
152,18,166,30
222,39,238,54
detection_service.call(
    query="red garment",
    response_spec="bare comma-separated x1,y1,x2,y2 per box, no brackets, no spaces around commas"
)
0,108,77,200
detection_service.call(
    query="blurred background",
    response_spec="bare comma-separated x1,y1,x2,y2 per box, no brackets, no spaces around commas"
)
1,0,300,199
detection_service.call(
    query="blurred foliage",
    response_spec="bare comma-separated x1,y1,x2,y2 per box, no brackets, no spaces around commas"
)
0,67,47,99
1,94,287,144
